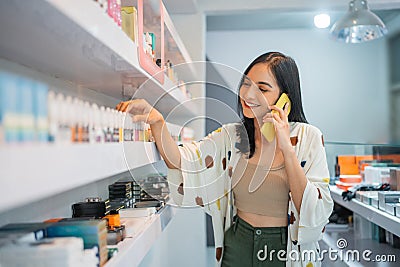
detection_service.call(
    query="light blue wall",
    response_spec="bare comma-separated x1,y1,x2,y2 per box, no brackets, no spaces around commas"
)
206,28,391,144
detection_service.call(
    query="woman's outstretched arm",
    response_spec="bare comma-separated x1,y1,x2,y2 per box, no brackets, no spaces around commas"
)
116,99,181,169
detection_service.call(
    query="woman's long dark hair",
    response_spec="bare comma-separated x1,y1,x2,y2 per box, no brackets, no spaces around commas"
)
236,52,308,158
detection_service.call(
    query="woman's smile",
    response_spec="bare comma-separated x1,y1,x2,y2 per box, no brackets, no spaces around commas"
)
243,101,260,108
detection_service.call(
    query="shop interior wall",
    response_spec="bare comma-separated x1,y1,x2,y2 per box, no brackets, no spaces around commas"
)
206,28,393,144
0,11,209,265
138,12,209,267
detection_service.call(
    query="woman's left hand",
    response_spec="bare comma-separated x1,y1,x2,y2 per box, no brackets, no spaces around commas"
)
262,104,293,153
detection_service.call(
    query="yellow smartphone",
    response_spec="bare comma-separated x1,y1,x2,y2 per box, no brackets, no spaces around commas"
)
261,93,291,142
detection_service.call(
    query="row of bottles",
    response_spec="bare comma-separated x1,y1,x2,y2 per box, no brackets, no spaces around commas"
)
0,71,152,145
48,92,152,144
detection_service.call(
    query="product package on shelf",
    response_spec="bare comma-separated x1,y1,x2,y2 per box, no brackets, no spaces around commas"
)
0,222,99,267
0,237,98,267
0,72,49,144
1,83,155,145
136,0,164,83
334,154,400,190
121,4,138,43
46,219,108,266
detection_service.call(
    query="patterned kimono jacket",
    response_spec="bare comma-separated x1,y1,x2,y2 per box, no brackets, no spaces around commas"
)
167,122,334,267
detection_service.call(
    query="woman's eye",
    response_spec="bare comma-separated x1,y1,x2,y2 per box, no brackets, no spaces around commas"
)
243,82,251,87
259,87,268,92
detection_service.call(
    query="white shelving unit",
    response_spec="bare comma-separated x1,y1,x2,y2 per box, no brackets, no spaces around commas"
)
330,185,400,237
162,3,197,82
105,204,177,267
0,142,160,213
0,0,197,123
0,0,202,265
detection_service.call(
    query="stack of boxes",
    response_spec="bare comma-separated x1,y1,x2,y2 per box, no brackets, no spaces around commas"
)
335,155,372,190
335,154,400,217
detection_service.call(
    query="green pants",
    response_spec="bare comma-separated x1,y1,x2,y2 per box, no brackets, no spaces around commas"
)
221,216,288,267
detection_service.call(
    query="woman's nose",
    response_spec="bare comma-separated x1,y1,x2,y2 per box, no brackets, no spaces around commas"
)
242,84,258,100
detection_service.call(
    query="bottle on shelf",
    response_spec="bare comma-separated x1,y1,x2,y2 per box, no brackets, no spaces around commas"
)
19,78,35,142
47,90,57,143
92,103,105,143
83,101,91,143
58,94,73,144
33,82,49,143
104,107,113,142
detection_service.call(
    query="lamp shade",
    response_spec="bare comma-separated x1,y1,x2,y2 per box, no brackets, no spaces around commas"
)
330,0,387,43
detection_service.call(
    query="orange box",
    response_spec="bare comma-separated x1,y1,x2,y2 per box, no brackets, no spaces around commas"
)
338,155,356,165
359,162,372,171
104,214,121,229
44,218,63,223
378,154,400,163
340,164,359,175
355,155,373,166
335,181,359,191
339,175,362,183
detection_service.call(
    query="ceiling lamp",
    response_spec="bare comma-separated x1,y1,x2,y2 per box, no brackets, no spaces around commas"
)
330,0,387,43
314,13,331,29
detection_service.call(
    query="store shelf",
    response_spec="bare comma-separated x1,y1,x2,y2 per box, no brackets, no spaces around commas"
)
105,204,177,267
134,74,199,122
162,3,197,82
0,142,161,213
0,0,196,120
330,185,400,237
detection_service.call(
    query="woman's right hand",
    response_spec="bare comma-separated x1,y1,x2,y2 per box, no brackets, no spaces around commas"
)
116,99,164,125
117,99,180,169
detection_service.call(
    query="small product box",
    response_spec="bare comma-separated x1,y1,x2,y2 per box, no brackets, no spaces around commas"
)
378,191,400,211
356,191,366,202
385,203,397,216
365,166,391,184
362,191,378,205
395,204,400,218
119,207,156,218
390,169,400,191
371,198,379,209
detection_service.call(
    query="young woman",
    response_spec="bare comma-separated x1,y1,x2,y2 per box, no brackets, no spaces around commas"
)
116,52,334,266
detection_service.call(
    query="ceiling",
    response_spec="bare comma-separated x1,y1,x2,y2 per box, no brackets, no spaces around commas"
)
164,0,400,31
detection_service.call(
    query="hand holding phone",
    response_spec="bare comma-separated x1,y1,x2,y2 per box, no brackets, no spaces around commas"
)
261,93,291,142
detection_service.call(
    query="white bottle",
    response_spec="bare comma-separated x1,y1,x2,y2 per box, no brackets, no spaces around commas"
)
34,82,49,143
92,103,104,143
57,93,72,144
70,98,79,143
118,111,124,143
83,101,91,143
123,112,133,142
112,109,119,142
47,91,58,142
105,107,112,142
99,106,107,143
77,99,85,143
19,78,35,142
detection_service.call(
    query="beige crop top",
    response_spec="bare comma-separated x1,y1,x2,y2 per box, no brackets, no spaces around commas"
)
232,156,289,218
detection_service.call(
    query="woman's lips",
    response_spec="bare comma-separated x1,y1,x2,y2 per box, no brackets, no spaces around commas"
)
243,101,259,108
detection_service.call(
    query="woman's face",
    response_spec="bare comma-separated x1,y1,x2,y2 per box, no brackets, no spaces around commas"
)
240,63,281,120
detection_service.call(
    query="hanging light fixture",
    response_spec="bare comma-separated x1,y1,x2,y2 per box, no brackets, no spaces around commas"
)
330,0,387,43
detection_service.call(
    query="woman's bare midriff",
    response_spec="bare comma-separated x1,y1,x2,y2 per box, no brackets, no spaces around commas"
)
237,209,288,227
